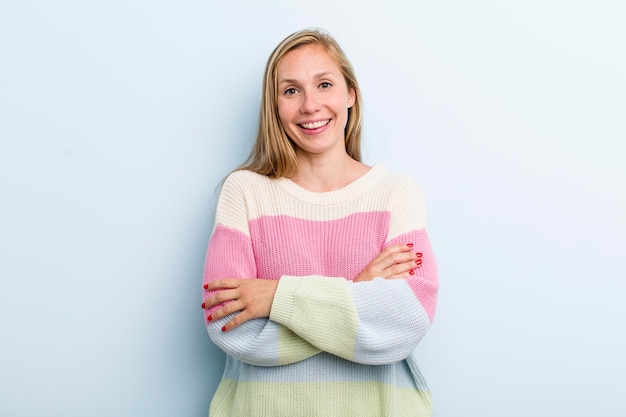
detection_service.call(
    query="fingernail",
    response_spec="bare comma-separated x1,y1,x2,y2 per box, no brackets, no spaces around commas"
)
415,260,422,266
203,284,208,289
407,243,414,248
409,269,415,275
207,315,212,321
201,302,206,309
221,326,226,332
416,252,423,258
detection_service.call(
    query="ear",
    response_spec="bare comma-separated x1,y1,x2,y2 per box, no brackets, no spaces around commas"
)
347,88,356,108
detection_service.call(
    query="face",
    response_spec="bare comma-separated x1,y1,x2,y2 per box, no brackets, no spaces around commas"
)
276,44,356,159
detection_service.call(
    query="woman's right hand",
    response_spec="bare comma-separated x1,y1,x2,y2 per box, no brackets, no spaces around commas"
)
353,243,422,282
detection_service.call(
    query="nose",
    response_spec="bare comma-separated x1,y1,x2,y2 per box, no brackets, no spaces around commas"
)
300,91,321,114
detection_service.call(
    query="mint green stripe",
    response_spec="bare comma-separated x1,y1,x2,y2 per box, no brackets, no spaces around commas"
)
210,379,432,417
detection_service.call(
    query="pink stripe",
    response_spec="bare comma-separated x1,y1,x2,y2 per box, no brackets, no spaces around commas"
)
204,225,258,280
250,212,391,281
204,214,438,321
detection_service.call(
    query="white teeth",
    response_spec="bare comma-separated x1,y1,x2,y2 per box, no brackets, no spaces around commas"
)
300,120,329,129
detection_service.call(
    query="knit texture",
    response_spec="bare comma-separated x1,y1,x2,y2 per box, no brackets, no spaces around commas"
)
203,164,438,417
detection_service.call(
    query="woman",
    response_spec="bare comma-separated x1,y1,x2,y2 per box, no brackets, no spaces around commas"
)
202,28,438,417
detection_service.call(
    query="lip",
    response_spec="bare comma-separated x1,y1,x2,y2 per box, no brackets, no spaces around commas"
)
298,119,331,133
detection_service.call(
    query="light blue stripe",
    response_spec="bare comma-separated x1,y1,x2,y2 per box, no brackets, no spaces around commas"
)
209,317,281,366
351,278,430,364
222,352,419,389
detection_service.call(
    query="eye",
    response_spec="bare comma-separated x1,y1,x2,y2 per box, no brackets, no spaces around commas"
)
284,87,298,96
319,82,332,89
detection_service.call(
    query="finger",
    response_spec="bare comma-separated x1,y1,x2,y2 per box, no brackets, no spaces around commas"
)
208,299,245,323
385,258,422,278
378,251,419,272
203,288,240,309
364,244,413,273
406,258,423,271
385,268,415,280
388,261,411,276
387,269,417,280
370,243,414,265
383,243,415,256
203,278,241,291
387,273,408,279
354,244,417,282
221,310,252,332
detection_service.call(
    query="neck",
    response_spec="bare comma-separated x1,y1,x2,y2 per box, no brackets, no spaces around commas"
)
290,153,370,192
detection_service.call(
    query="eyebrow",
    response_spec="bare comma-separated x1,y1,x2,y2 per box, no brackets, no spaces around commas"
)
278,71,336,85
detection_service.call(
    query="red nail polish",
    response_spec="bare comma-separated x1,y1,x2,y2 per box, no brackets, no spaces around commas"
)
203,284,208,289
409,269,415,275
207,315,212,321
201,303,206,309
415,260,422,266
407,243,414,248
416,252,423,258
221,326,226,332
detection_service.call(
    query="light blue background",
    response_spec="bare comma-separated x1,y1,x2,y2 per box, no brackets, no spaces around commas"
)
1,1,624,416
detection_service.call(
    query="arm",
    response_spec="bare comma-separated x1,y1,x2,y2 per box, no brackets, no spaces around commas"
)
270,231,436,364
204,228,419,364
269,178,438,364
202,176,322,367
205,172,438,365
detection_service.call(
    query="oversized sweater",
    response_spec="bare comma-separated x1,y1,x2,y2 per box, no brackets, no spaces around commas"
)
202,164,438,417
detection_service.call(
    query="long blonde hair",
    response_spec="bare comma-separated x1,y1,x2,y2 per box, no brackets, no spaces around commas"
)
236,28,363,178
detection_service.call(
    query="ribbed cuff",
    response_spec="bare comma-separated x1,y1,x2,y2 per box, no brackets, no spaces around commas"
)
269,275,301,326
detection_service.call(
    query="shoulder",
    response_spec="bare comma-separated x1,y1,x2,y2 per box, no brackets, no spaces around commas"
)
369,166,429,233
219,169,276,198
373,165,425,200
223,169,271,188
213,171,276,230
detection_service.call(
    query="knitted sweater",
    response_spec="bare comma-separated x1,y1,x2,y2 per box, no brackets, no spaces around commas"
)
202,164,438,417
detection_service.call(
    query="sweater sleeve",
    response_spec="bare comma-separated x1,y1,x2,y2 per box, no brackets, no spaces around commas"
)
269,177,438,364
202,175,321,367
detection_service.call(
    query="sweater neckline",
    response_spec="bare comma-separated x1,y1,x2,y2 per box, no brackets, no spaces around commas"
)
274,163,387,205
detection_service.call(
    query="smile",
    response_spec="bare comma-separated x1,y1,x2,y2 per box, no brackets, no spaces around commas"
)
299,120,330,129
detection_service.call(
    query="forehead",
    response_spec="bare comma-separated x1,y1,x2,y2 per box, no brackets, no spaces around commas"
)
277,44,342,81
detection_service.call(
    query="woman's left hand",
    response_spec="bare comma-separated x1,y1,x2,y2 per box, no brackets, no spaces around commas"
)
202,278,279,332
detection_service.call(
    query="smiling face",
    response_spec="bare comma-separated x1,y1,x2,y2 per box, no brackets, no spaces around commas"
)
276,44,356,160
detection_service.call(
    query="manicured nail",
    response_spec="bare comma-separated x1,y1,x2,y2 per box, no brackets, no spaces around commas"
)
409,269,415,275
416,252,423,258
201,302,206,309
415,260,422,266
203,284,208,289
407,243,414,248
207,315,212,321
221,326,226,332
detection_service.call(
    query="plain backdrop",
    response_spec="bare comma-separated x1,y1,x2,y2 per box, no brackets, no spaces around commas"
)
1,1,624,416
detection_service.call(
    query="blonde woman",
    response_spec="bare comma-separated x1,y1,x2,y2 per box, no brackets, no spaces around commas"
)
202,28,438,417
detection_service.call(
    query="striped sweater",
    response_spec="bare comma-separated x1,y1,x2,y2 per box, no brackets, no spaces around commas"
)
202,164,438,417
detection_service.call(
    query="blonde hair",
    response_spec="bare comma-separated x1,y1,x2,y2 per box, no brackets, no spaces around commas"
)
237,28,363,178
